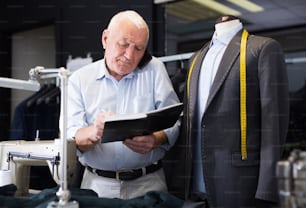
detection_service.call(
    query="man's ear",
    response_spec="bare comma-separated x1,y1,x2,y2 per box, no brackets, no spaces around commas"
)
138,49,152,68
101,30,108,49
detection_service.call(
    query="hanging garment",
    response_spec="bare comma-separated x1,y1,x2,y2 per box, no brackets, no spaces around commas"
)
9,84,60,190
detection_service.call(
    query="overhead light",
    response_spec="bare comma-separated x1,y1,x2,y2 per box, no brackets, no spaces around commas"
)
193,0,241,16
166,0,222,21
227,0,264,12
154,0,176,4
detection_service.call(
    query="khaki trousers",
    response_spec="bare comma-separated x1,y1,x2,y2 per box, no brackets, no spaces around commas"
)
81,168,167,199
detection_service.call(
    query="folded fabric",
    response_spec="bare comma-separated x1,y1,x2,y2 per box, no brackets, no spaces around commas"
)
0,186,184,208
0,184,17,196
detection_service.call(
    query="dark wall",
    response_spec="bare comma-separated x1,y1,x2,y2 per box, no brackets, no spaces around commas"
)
54,0,165,65
0,0,165,64
0,32,11,139
0,0,165,139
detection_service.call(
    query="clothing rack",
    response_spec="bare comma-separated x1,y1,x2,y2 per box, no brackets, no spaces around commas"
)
0,77,40,91
158,52,194,63
158,51,306,64
285,57,306,64
0,68,60,92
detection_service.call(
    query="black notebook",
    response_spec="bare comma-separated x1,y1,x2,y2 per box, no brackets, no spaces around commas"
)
101,103,183,143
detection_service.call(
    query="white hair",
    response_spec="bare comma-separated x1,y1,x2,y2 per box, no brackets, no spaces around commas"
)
107,10,149,41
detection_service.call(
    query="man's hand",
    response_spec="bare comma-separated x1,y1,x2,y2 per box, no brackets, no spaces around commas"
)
123,130,168,154
75,111,113,152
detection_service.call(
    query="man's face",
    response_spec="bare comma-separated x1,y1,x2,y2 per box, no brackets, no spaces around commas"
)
102,21,148,80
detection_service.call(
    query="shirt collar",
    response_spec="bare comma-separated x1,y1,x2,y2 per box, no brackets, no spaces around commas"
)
96,59,137,80
210,22,243,47
95,59,107,80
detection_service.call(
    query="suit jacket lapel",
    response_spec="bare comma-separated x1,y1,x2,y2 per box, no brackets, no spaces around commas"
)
188,44,210,117
205,31,243,111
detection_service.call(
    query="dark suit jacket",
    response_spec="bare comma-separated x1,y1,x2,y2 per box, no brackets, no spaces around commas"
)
164,30,289,208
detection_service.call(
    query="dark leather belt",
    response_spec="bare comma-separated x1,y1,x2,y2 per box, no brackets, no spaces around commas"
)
86,160,162,181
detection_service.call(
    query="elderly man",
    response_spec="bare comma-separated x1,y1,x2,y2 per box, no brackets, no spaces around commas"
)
62,10,180,199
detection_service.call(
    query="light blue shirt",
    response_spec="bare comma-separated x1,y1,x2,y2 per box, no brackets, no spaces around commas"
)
193,23,243,193
65,57,180,170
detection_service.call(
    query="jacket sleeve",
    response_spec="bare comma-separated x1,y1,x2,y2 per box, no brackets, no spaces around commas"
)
256,38,289,202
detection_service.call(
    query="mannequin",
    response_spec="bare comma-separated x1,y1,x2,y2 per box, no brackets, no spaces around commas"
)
215,19,241,36
164,14,289,208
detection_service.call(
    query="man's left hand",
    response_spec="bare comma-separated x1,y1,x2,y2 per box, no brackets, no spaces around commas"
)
123,134,158,154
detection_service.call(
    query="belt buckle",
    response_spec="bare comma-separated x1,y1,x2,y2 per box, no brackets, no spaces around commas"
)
117,169,140,181
91,168,97,174
116,170,129,181
116,167,147,181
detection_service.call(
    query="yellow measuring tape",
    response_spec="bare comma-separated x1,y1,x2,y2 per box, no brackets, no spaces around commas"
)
187,53,199,98
240,29,248,160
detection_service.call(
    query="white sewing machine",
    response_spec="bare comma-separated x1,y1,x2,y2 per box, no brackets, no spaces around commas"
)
0,139,78,196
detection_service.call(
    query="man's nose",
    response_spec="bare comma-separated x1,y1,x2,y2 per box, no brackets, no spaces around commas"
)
124,46,135,59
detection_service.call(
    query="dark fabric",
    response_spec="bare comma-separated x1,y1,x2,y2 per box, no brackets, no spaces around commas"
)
0,184,17,196
0,186,184,208
9,84,49,140
164,30,289,208
9,84,60,140
170,67,188,102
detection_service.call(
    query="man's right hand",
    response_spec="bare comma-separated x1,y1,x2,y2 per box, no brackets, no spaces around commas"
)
74,111,113,152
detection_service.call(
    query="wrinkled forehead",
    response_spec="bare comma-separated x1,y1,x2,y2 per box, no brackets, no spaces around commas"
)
108,21,148,47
